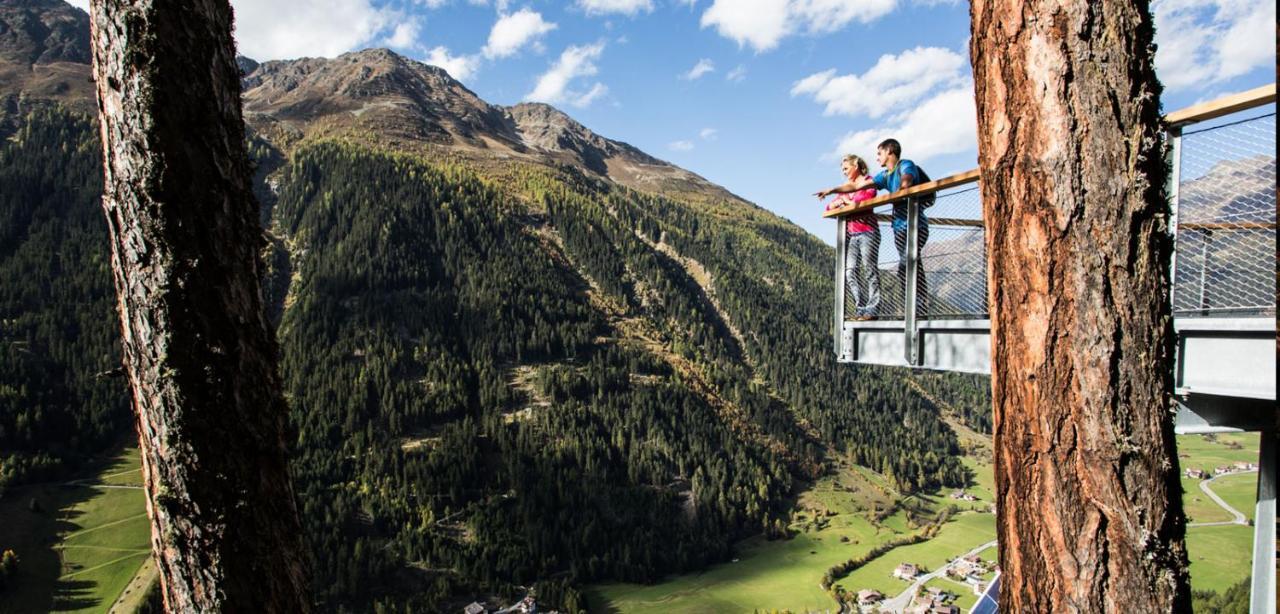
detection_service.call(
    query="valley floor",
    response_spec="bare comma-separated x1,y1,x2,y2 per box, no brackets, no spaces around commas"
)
587,432,1261,613
0,434,1259,613
0,448,154,614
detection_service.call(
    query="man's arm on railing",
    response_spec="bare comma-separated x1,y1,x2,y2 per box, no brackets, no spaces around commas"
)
816,175,876,199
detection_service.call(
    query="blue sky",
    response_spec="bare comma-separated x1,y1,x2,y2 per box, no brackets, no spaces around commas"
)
68,0,1275,243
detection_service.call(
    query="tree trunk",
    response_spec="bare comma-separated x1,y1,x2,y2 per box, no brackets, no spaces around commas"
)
969,2,1190,611
88,1,310,611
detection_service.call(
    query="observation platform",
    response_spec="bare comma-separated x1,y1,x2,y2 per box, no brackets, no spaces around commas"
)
823,84,1277,613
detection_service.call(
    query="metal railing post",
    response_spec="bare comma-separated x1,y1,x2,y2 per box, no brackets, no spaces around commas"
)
1198,230,1212,313
1166,128,1181,303
904,197,920,365
1250,428,1276,613
834,215,847,359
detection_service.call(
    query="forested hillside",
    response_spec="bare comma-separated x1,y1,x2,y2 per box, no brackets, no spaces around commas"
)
0,109,128,487
263,141,972,609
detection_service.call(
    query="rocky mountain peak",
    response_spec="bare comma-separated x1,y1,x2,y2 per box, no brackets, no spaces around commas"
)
0,0,90,66
0,4,745,205
0,0,94,117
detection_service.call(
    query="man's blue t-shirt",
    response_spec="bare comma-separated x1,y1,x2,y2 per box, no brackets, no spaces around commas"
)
873,159,927,231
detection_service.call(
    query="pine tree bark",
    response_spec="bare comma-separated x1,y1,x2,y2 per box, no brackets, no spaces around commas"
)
969,2,1190,611
88,1,310,611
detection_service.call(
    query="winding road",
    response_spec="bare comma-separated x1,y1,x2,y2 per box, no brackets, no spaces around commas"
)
1188,470,1255,527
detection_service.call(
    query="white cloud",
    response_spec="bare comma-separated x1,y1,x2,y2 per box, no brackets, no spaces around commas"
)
65,0,88,10
830,85,976,165
794,0,894,33
1153,0,1276,91
699,128,718,140
230,0,396,60
726,64,748,82
483,9,557,59
423,46,481,82
385,19,423,51
573,83,610,107
790,68,836,96
700,0,791,52
791,47,967,118
700,0,898,52
526,43,608,107
682,58,716,80
578,0,654,16
669,140,695,151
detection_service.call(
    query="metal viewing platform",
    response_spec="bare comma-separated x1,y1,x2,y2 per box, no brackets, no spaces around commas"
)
824,84,1277,613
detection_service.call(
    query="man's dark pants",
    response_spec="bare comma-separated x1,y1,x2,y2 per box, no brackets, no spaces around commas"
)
893,220,929,315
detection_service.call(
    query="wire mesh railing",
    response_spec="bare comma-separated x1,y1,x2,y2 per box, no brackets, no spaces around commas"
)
1172,112,1277,317
838,184,987,322
919,186,986,319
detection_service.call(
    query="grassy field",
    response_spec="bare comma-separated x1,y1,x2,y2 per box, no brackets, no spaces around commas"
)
586,462,900,613
1185,524,1254,591
586,451,999,614
1181,475,1233,524
1175,432,1259,474
922,576,979,611
589,431,1259,612
0,447,151,614
834,513,995,597
1209,471,1258,523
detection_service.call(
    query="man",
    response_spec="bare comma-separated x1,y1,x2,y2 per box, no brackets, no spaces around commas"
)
817,138,931,315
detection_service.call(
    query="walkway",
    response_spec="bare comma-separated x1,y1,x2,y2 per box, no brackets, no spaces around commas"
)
880,540,997,613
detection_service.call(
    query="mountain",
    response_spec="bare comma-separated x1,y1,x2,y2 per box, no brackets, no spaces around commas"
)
0,0,93,117
239,47,746,204
0,3,982,610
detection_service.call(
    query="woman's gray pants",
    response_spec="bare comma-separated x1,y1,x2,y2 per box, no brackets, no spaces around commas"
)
845,230,881,317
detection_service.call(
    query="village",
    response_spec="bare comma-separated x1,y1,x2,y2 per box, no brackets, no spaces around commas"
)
463,593,541,614
1182,461,1259,480
851,550,996,613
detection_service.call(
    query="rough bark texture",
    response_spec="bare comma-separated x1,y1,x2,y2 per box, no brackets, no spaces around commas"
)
968,2,1190,611
88,1,310,611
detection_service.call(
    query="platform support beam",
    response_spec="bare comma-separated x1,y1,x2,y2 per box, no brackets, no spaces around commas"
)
834,216,847,359
1250,428,1275,613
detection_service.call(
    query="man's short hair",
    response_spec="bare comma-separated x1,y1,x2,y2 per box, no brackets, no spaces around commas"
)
877,138,901,157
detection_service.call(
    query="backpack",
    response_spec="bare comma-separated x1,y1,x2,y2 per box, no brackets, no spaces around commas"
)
914,165,936,209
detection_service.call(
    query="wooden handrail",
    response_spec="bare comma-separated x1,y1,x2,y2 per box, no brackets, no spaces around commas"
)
1164,84,1277,127
1179,221,1277,231
821,169,979,218
821,83,1276,221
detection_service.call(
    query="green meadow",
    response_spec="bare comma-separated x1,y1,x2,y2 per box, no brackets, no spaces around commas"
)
833,513,995,597
590,432,1260,612
922,576,979,611
1181,475,1233,524
1175,432,1259,473
587,455,999,613
1185,524,1255,591
1210,471,1258,522
0,432,1258,613
0,447,152,614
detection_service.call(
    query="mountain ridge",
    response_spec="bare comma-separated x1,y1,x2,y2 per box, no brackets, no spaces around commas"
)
0,0,749,207
238,46,752,205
